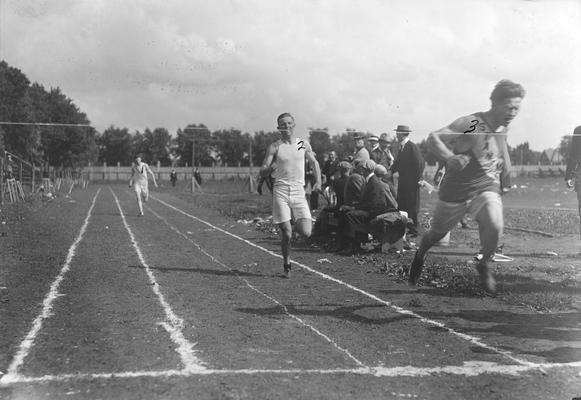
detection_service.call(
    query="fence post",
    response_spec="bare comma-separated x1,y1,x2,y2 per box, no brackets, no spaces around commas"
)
116,162,120,181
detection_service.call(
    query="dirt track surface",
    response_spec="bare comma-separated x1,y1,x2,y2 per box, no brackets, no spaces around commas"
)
0,184,580,400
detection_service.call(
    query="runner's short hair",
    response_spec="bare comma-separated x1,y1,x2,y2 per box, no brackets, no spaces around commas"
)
276,113,294,123
490,80,525,103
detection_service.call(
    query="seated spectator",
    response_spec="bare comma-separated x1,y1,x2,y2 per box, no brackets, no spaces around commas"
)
334,160,397,255
313,161,352,237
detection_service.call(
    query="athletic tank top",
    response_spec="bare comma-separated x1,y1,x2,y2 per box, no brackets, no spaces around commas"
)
439,112,507,202
271,138,306,187
132,163,149,184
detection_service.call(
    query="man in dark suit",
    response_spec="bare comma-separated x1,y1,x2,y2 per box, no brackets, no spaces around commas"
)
335,160,397,255
390,125,424,237
566,126,581,250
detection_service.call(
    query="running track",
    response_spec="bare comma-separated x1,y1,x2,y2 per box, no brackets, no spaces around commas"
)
0,185,579,400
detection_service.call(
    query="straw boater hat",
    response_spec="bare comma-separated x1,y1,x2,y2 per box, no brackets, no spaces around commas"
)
368,135,379,142
394,125,412,134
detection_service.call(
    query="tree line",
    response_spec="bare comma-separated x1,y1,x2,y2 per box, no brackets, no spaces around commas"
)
0,60,570,169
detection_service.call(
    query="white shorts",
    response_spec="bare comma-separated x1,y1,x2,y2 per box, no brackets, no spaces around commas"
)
272,184,311,224
431,191,502,233
134,181,149,197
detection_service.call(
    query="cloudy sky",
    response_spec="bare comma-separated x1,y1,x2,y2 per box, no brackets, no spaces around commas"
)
1,0,580,150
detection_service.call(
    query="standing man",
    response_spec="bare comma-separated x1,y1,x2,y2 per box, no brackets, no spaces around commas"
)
353,134,370,164
565,125,581,253
408,79,525,294
391,125,424,237
129,156,158,216
260,113,322,277
372,133,395,170
322,150,339,188
170,169,178,187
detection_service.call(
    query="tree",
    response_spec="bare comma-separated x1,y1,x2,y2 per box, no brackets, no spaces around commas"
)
177,124,213,167
308,128,331,164
252,130,280,166
0,61,96,166
98,126,133,165
558,135,572,163
212,128,249,166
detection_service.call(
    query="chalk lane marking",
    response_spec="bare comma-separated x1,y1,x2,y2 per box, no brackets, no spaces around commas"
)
152,196,549,370
147,206,366,368
110,188,206,373
4,360,581,385
0,188,102,385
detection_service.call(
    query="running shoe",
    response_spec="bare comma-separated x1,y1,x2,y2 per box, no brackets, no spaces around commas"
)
283,263,291,278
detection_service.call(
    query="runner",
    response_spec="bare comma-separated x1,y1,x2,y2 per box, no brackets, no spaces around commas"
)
407,79,525,294
129,156,158,216
565,125,581,253
260,113,322,277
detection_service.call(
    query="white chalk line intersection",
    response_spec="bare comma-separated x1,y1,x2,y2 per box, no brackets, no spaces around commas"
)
146,205,366,368
3,360,581,385
0,188,102,385
110,188,207,373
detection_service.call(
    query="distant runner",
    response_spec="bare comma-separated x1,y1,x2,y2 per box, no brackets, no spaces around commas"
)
129,156,157,216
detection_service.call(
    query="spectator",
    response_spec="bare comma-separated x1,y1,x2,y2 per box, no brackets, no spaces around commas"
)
353,134,370,164
565,125,581,253
391,125,424,237
335,160,396,255
170,169,178,187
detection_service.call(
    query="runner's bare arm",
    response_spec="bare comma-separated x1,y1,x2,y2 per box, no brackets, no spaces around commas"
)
305,143,322,191
147,164,158,187
260,142,278,178
428,116,478,171
129,164,134,187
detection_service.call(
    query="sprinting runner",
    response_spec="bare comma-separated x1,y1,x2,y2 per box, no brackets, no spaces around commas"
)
129,156,158,216
260,113,322,277
407,79,525,294
565,125,581,253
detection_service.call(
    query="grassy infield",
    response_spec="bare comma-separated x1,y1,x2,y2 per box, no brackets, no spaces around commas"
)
168,175,580,313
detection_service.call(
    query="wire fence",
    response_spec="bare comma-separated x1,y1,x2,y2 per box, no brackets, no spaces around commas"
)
0,151,90,204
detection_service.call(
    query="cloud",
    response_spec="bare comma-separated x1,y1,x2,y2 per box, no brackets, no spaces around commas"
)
2,0,580,150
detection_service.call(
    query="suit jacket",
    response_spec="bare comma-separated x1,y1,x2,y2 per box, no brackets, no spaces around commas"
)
566,126,581,181
391,140,424,191
358,175,396,218
343,173,366,206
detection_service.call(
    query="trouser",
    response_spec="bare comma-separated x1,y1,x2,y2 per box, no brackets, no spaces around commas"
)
397,187,420,232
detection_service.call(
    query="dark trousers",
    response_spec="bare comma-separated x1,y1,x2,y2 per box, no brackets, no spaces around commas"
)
340,209,372,241
397,187,420,233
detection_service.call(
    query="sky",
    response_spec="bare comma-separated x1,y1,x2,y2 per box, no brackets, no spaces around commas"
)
1,0,580,151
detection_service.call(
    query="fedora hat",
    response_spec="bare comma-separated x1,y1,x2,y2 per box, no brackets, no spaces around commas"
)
353,133,365,140
394,125,412,133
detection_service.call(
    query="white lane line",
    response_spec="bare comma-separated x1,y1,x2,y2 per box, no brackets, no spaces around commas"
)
110,188,206,373
147,206,366,368
3,360,581,384
0,188,102,384
152,196,542,369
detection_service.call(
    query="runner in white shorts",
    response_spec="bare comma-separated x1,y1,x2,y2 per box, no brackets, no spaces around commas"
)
408,80,526,294
260,113,322,277
129,156,157,216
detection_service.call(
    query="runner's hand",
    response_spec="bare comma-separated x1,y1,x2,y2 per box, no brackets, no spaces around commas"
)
566,179,574,189
446,154,471,173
